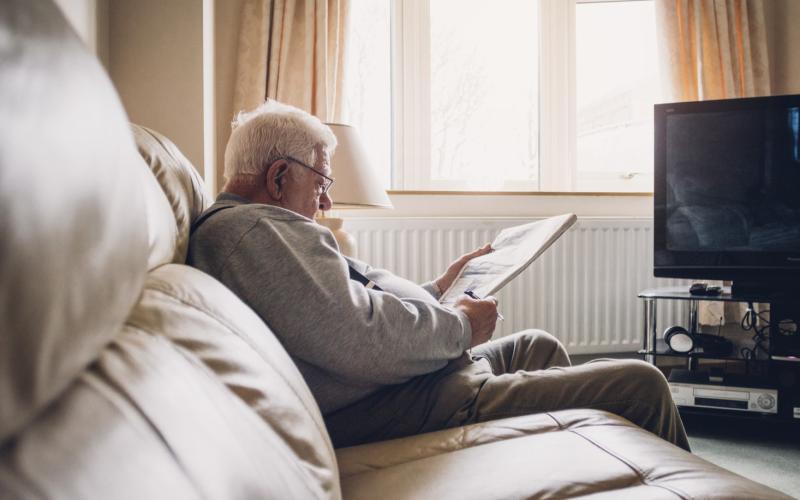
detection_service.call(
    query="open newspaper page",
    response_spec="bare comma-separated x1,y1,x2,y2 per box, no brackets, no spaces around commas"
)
439,214,577,306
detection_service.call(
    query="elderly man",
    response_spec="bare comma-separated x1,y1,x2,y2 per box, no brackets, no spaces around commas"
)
188,100,690,451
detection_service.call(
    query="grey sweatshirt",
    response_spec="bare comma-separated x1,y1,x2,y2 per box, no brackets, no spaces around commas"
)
187,193,472,414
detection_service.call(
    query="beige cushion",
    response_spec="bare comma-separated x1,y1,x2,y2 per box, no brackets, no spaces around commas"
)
338,409,788,499
0,323,327,499
1,263,338,499
0,0,148,442
132,124,211,266
0,367,197,499
125,263,340,497
141,152,181,270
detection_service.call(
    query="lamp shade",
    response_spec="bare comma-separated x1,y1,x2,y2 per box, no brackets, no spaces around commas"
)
325,123,393,209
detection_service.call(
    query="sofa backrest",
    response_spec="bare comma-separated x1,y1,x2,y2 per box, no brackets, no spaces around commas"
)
0,0,149,444
132,124,211,268
0,1,340,498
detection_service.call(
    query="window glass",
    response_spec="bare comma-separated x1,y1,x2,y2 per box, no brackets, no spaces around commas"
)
576,0,661,191
429,0,539,190
342,0,392,189
343,0,660,193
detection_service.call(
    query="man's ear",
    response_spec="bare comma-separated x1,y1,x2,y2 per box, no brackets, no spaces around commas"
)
265,160,289,200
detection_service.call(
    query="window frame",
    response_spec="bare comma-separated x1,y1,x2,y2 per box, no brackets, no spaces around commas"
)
389,0,654,193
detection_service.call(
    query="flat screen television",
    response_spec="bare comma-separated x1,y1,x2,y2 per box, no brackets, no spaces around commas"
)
654,93,800,296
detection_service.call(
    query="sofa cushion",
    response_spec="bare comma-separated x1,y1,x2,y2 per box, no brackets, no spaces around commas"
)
132,124,211,266
1,321,328,500
140,147,182,270
0,361,198,499
0,0,149,442
124,263,340,497
337,409,789,499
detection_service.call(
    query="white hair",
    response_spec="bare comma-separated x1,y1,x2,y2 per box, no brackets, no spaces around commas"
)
224,100,337,184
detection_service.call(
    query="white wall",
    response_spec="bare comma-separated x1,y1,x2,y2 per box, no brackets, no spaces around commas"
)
765,0,800,95
214,0,247,191
106,0,204,175
54,0,233,183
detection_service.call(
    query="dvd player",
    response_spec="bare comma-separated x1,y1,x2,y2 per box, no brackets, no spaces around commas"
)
667,369,778,414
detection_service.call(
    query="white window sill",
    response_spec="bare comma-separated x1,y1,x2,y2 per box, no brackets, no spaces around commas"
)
333,191,654,219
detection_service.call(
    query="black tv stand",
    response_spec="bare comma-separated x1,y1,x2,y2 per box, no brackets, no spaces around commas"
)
730,280,795,297
638,286,800,423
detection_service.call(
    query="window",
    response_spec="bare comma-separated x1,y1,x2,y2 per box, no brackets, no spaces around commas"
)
428,0,539,191
575,0,661,192
343,0,661,192
342,0,392,188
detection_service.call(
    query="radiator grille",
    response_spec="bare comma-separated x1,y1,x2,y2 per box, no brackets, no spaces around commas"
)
345,217,690,354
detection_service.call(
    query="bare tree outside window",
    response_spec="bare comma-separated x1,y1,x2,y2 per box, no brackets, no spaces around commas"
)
429,0,539,190
430,28,484,181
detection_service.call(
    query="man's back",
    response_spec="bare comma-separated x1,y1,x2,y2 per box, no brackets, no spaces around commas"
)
188,193,471,414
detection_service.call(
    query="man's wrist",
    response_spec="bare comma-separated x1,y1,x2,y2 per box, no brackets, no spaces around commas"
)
421,280,443,299
452,307,473,351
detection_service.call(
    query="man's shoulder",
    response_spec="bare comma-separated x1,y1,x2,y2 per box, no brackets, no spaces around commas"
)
204,194,307,225
188,195,331,267
195,196,326,245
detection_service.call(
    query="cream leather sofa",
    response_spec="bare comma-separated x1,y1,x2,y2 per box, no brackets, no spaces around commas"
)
0,1,790,499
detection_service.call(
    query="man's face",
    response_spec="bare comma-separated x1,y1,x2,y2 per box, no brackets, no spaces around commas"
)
280,148,333,220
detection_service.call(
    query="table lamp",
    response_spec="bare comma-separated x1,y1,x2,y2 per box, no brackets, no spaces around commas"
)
317,123,393,257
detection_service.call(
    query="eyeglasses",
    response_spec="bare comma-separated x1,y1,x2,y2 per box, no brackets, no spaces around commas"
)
276,156,335,195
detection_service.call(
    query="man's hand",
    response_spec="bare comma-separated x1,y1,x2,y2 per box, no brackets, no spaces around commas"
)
454,294,498,348
434,243,492,295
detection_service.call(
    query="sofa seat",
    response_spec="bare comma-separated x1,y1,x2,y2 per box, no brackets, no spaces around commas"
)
338,410,780,499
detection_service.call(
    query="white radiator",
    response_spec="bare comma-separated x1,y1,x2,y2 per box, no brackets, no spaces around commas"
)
345,217,691,354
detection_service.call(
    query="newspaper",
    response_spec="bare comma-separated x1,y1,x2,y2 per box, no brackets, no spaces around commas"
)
439,214,578,306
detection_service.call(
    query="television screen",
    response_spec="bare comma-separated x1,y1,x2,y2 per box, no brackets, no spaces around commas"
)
654,94,800,290
665,105,800,251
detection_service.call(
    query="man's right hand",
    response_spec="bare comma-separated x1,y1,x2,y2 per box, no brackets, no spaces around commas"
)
454,295,498,348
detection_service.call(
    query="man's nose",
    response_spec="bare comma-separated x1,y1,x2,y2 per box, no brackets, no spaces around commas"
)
318,191,333,211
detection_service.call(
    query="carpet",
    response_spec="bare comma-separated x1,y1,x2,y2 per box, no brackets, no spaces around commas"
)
683,412,800,498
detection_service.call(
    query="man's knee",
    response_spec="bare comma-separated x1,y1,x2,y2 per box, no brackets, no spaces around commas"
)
514,329,562,350
614,359,671,399
623,359,667,381
513,329,570,367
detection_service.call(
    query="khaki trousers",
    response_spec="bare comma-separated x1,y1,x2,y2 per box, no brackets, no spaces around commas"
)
325,330,690,452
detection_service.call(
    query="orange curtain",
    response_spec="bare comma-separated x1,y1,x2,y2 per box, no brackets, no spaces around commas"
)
656,0,770,102
233,0,350,121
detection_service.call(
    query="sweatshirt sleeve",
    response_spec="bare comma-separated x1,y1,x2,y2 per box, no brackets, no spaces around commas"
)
347,257,442,300
420,281,442,299
221,214,472,386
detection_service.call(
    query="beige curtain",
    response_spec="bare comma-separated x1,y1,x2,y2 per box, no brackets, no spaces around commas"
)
656,0,771,326
656,0,770,102
233,0,350,121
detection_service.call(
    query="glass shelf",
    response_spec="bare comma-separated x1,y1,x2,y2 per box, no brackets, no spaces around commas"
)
638,339,770,362
638,286,798,304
